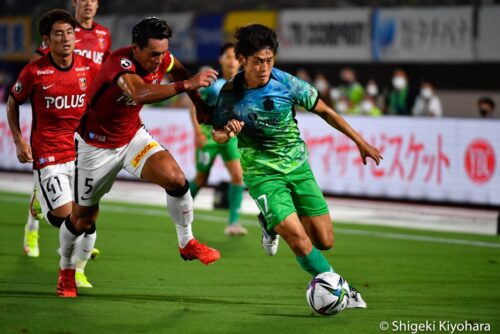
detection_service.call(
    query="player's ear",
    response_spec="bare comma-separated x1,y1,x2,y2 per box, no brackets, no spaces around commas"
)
72,0,77,8
42,35,50,46
238,55,245,67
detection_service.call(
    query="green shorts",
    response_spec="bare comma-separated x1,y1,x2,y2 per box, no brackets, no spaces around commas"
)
195,137,240,173
247,161,329,231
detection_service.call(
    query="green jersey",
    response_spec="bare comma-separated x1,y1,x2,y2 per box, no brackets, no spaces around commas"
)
212,68,319,182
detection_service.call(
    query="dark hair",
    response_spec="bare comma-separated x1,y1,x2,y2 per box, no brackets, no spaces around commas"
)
234,24,278,58
220,42,235,56
38,9,77,37
478,96,495,109
132,17,172,48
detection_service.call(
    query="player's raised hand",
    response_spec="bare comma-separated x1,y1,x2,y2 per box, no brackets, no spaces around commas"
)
15,139,33,163
357,141,383,166
224,119,244,137
185,69,218,91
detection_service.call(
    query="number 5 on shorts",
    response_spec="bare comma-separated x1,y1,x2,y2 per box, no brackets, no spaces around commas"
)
255,194,268,214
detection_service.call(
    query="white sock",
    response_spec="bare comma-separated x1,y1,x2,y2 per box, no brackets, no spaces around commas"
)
167,191,194,248
26,211,39,231
75,231,96,273
59,220,80,269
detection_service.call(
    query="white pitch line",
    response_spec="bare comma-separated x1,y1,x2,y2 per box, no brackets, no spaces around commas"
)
3,196,500,249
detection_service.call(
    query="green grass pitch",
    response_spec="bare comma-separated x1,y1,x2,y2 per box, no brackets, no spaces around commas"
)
1,191,499,334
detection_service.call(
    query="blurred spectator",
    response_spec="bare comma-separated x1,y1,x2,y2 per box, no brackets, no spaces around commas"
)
412,81,442,117
353,95,382,117
295,68,312,84
339,67,364,108
365,79,383,109
334,96,350,115
313,73,332,107
329,86,341,108
477,96,496,118
386,69,411,116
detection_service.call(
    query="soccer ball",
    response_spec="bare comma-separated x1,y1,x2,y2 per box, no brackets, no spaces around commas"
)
306,272,350,316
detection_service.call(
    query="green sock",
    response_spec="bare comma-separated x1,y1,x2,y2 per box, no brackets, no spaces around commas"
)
189,180,199,198
228,183,244,224
296,247,332,276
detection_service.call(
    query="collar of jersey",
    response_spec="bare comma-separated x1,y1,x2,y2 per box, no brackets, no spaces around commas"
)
48,52,74,72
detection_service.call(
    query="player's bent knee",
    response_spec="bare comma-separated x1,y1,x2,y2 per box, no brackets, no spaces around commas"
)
288,236,312,256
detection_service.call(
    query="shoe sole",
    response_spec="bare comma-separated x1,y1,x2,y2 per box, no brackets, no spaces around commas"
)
180,254,220,265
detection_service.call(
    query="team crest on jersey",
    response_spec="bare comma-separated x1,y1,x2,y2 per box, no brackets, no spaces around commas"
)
79,77,87,91
263,98,275,111
40,41,48,50
13,81,22,94
121,58,132,69
98,38,105,49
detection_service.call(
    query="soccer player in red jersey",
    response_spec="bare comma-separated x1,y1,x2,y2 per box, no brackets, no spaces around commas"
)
22,0,110,288
55,17,220,297
6,9,99,297
32,0,111,66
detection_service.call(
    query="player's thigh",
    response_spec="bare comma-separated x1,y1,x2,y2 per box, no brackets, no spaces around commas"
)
288,163,332,248
74,133,124,207
248,175,295,233
195,144,218,174
124,128,186,190
34,161,74,219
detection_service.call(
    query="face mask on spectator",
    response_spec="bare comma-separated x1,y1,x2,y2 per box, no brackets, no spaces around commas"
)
329,88,341,101
314,79,329,93
421,87,433,99
366,84,378,96
361,100,373,113
392,76,407,90
479,108,489,117
336,101,348,113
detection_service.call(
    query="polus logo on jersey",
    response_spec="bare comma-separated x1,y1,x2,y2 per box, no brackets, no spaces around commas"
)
75,49,105,64
45,94,86,109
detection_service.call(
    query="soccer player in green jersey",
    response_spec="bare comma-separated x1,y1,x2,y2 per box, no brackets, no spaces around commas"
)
211,24,383,308
189,43,247,236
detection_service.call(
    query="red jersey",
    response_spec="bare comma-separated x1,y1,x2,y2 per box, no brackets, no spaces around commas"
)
10,54,98,169
80,46,175,148
36,21,111,67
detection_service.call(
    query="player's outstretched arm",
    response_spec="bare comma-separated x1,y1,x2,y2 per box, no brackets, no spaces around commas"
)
312,99,383,165
212,120,244,144
117,69,217,105
189,104,207,148
169,57,215,124
6,96,33,163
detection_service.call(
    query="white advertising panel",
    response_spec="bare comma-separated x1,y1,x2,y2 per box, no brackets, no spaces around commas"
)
278,9,371,62
1,106,498,205
372,8,473,62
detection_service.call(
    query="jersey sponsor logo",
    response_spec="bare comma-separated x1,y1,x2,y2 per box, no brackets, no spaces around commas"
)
37,69,54,75
13,81,22,94
39,156,55,165
42,84,55,90
95,29,108,35
131,142,159,168
121,58,132,69
79,77,87,91
75,66,90,72
75,49,104,64
44,94,86,109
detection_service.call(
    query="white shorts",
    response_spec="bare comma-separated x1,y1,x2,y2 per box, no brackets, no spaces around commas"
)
34,161,74,218
74,127,164,206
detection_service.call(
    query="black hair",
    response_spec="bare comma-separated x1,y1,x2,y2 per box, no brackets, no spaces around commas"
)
234,24,278,58
38,9,77,37
220,42,235,56
132,17,173,49
478,96,495,109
